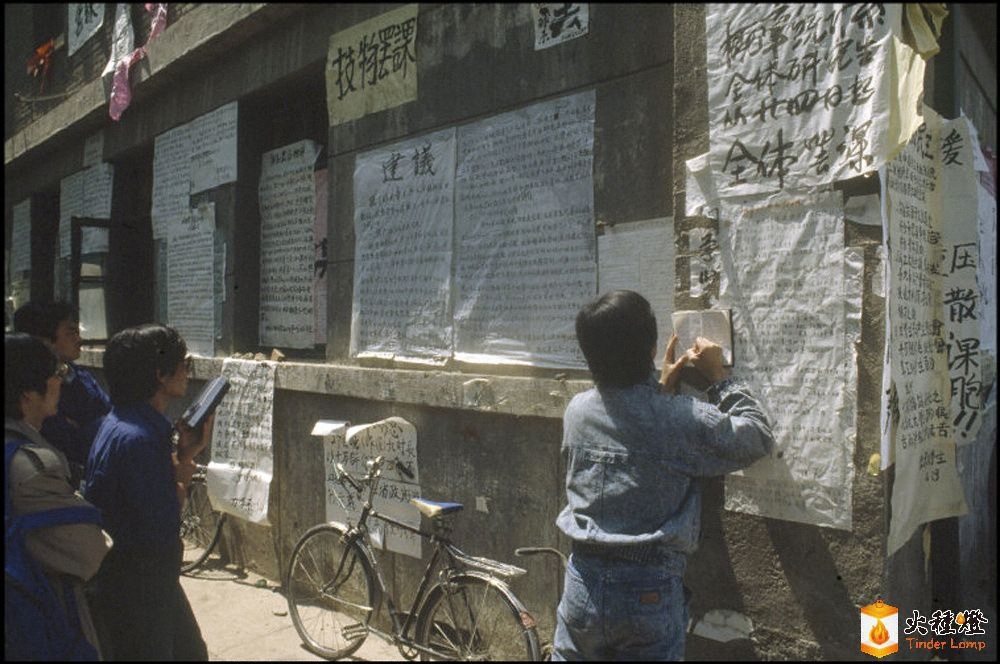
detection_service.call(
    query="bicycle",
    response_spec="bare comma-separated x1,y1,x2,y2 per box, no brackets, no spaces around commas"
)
180,464,227,573
285,455,542,660
513,547,567,661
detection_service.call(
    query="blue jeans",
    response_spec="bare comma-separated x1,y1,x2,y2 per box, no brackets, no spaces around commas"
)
552,553,689,661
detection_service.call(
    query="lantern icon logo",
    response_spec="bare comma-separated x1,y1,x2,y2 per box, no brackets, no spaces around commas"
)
860,599,898,658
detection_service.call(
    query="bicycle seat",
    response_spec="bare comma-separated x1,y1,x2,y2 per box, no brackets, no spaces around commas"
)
410,498,464,518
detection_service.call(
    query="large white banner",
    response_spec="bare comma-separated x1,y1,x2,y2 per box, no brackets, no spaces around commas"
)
454,91,596,368
351,128,456,362
720,191,860,530
706,4,920,197
259,140,323,349
883,109,968,555
208,359,276,525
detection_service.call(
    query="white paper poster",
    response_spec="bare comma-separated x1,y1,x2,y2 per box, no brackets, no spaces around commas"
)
324,417,422,558
167,204,215,357
189,102,238,195
351,128,456,362
533,3,589,50
314,169,329,345
597,218,675,368
939,117,985,443
883,110,968,556
58,165,114,257
68,4,105,56
83,131,104,168
152,123,193,239
719,191,859,530
705,4,916,197
12,199,31,276
259,140,323,348
103,3,134,77
454,91,596,368
208,359,275,524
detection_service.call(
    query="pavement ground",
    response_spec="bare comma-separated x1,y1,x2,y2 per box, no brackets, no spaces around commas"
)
180,562,400,661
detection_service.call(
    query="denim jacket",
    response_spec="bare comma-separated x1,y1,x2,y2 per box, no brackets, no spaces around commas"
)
556,374,774,558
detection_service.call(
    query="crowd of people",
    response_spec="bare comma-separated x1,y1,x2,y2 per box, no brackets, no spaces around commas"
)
5,291,771,661
5,301,212,661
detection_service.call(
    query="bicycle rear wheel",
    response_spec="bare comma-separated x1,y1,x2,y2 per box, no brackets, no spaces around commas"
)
180,479,225,573
415,573,541,661
286,524,376,659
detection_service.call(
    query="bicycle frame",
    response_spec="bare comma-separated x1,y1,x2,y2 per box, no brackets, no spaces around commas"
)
333,457,516,659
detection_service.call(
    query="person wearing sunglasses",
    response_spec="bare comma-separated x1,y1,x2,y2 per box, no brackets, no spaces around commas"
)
84,324,212,661
13,301,112,488
5,332,112,659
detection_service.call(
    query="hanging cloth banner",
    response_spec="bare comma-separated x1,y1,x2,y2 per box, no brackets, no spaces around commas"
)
107,3,168,121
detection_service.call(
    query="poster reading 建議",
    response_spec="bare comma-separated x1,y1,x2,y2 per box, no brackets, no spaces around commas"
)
453,91,596,368
259,140,323,349
351,128,456,363
207,358,276,525
705,4,923,198
719,191,860,531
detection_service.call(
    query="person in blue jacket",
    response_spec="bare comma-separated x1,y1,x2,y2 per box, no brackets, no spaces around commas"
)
552,291,775,661
84,323,212,661
14,301,111,487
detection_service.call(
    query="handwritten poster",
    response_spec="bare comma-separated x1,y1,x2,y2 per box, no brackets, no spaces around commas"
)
208,358,276,524
58,165,114,257
167,204,215,357
351,128,456,362
597,218,675,368
83,131,104,168
259,140,323,348
152,123,193,239
705,4,919,197
883,109,968,556
314,169,329,345
939,117,985,444
12,199,31,276
324,417,422,558
533,3,589,50
189,102,238,195
719,192,860,530
326,4,419,126
454,91,596,368
68,4,104,56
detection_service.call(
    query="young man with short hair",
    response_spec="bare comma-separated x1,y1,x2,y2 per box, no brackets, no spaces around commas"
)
13,301,111,486
553,290,774,661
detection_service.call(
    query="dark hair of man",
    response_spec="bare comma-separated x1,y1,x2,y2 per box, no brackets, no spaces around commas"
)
5,333,59,420
13,300,79,342
104,324,187,405
575,290,658,388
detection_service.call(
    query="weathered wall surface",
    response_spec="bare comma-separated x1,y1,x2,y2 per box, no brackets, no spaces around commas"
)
10,3,996,660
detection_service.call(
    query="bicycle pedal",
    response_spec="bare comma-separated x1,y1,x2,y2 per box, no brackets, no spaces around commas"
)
341,623,368,640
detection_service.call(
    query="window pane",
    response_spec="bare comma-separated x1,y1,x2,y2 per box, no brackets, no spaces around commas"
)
79,284,108,340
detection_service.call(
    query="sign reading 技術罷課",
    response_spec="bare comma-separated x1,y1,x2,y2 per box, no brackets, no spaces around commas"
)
705,4,922,198
326,4,419,126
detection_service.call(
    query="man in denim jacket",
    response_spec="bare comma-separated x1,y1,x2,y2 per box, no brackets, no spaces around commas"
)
553,290,774,660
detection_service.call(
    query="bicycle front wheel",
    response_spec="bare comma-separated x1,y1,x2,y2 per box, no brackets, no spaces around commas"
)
415,573,541,661
180,479,225,573
286,524,376,659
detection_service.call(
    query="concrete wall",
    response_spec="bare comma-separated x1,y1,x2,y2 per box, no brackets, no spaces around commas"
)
7,3,996,660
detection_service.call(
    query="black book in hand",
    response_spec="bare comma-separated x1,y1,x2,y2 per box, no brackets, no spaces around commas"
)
180,377,230,430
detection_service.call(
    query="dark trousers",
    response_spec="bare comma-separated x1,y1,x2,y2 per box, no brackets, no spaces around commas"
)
88,550,207,661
